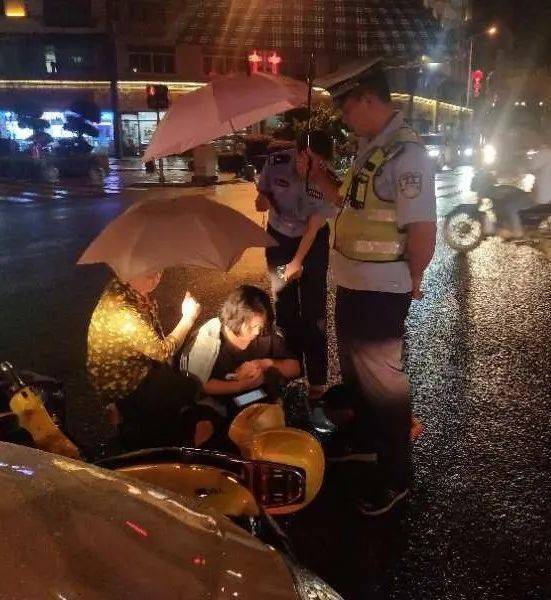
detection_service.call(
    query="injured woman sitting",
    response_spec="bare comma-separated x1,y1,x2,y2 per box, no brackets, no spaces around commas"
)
181,285,301,446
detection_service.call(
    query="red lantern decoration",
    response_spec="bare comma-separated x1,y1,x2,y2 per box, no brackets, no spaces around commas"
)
472,69,484,98
267,51,282,75
248,49,263,74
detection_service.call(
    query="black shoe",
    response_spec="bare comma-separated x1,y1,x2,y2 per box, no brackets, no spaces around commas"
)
310,405,337,433
357,487,410,517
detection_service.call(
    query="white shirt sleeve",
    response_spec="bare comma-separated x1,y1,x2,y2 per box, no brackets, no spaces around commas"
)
392,144,437,228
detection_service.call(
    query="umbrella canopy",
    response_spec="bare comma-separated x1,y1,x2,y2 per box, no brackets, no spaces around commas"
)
179,0,441,63
78,195,276,281
143,72,307,161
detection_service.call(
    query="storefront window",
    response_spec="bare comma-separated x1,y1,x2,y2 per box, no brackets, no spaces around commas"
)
0,112,32,140
121,111,165,156
121,113,140,156
0,110,114,153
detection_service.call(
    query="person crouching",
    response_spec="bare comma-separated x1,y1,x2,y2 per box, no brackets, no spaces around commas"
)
182,285,301,447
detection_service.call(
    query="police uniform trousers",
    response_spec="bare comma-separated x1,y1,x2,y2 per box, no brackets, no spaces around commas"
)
265,224,329,386
335,286,412,490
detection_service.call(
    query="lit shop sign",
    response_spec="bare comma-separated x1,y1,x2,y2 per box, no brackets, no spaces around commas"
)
472,70,485,98
0,111,113,141
248,50,282,75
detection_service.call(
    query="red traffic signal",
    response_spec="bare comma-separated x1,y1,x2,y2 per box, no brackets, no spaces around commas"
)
146,84,169,110
471,70,484,98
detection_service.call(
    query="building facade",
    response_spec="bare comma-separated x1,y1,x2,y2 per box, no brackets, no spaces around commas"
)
0,0,116,150
0,0,208,155
0,0,471,156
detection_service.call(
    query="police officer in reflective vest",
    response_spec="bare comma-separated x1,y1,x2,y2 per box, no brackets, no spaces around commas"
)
297,63,436,515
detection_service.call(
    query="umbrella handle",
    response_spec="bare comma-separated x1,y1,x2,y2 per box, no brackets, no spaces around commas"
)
305,48,316,191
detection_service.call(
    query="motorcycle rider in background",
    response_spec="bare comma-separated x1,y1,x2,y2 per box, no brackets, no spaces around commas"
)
499,128,551,238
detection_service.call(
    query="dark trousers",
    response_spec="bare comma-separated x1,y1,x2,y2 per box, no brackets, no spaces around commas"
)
335,286,412,490
266,224,329,386
117,365,217,451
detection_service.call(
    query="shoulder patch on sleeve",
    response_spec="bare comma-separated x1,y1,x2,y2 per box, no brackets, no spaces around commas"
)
398,172,423,199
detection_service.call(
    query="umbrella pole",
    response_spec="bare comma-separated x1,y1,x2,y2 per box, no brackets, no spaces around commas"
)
305,48,316,191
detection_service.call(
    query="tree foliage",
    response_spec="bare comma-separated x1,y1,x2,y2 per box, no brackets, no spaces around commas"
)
14,101,50,138
64,99,100,139
282,103,348,146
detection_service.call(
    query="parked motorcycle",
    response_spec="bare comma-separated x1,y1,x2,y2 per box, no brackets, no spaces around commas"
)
0,361,324,521
444,170,551,253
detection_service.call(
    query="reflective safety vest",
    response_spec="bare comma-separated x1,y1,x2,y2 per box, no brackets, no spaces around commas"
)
334,126,423,262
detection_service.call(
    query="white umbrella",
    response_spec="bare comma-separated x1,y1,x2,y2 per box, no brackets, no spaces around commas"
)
78,195,276,281
143,72,307,162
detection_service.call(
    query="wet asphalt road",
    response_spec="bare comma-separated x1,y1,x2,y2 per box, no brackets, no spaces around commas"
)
0,168,550,599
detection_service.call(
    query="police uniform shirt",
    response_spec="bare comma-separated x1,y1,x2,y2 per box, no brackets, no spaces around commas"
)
258,149,336,238
332,111,436,293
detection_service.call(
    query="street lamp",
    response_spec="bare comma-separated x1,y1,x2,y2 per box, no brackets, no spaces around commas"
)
466,25,498,108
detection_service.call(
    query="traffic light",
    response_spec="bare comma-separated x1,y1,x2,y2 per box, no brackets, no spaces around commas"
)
146,84,169,110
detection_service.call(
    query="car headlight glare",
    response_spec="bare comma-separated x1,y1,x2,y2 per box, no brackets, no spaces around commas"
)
483,144,497,165
289,565,344,600
463,147,473,157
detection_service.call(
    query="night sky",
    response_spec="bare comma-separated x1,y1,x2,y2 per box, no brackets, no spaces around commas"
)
474,0,551,66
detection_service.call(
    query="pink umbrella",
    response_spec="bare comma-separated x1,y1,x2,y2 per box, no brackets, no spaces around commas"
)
78,195,276,281
143,72,307,162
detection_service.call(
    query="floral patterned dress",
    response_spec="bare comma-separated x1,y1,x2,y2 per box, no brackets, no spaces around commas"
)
87,278,178,403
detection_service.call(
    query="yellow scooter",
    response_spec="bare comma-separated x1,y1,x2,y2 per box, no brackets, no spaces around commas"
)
0,361,324,521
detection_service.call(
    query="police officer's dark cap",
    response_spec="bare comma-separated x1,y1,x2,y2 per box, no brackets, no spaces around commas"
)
321,57,388,102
